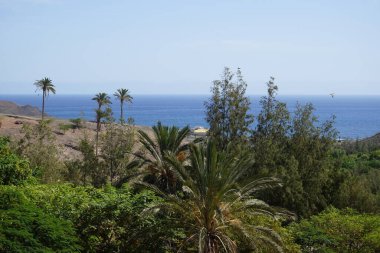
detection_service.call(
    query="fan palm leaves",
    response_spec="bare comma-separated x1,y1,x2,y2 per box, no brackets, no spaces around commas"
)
141,139,288,252
34,77,56,120
114,88,133,124
136,121,191,193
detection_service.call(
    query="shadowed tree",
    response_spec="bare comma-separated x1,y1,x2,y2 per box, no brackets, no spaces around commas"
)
141,139,290,252
34,77,56,120
92,93,111,155
113,88,133,124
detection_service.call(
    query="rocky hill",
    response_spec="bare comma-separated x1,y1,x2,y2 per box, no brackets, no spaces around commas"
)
341,132,380,153
0,100,42,117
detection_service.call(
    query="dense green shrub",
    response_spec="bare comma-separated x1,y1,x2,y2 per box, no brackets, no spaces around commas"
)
0,186,81,253
0,137,33,185
290,207,380,253
10,183,183,252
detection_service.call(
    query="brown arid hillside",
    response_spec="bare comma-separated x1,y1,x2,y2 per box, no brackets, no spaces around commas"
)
0,114,153,160
0,100,42,117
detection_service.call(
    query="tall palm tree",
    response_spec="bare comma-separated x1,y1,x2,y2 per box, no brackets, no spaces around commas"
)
113,88,133,124
142,139,289,252
34,77,56,120
136,121,190,193
92,93,111,155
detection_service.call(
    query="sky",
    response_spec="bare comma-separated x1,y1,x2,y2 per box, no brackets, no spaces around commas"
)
0,0,379,95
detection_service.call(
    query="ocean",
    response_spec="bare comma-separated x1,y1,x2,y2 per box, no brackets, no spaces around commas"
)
0,94,379,139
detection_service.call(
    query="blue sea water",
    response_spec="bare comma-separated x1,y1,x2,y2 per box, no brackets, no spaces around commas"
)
0,94,379,139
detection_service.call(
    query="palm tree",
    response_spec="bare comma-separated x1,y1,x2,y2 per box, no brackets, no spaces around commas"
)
92,92,111,110
136,121,190,193
34,77,56,120
113,88,133,124
141,139,289,252
92,93,111,155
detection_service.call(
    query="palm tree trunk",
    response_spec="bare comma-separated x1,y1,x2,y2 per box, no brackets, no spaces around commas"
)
120,101,124,124
95,121,99,156
42,91,45,120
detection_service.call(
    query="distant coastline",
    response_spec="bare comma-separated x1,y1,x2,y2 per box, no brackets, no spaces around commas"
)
0,95,379,139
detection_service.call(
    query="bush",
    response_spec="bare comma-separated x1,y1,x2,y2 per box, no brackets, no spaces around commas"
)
290,207,380,253
0,137,33,185
0,186,81,253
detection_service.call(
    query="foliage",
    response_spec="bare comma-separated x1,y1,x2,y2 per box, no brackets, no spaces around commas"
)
205,67,254,150
75,184,181,253
6,183,181,252
250,79,338,217
34,77,56,120
15,121,64,183
142,139,290,252
64,136,100,186
0,137,33,185
0,186,81,253
70,118,83,130
100,123,138,185
136,121,191,193
290,207,380,253
113,88,133,124
237,214,301,253
92,92,112,155
332,149,380,212
58,123,73,134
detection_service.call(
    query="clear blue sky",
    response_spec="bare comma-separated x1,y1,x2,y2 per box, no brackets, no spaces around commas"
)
0,0,379,95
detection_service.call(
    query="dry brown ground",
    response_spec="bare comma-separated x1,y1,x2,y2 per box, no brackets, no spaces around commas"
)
0,114,154,160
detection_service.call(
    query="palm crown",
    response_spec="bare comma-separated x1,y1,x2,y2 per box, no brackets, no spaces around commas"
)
114,88,132,123
92,92,111,110
34,77,56,120
114,88,132,104
142,139,288,252
136,122,190,193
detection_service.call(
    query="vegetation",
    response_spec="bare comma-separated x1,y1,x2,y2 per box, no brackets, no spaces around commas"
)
114,88,133,124
1,68,379,252
34,77,56,120
0,137,32,185
143,139,290,252
136,121,190,193
70,118,84,131
16,120,64,183
205,67,254,150
290,207,380,252
92,92,112,155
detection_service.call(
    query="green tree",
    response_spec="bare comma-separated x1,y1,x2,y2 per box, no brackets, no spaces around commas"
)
251,77,290,177
136,122,190,193
16,121,64,183
205,67,254,150
288,103,337,216
99,123,138,184
290,207,380,253
143,139,290,252
34,77,56,120
0,137,32,185
64,136,99,186
0,186,81,253
250,78,304,216
113,88,133,124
